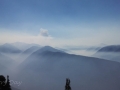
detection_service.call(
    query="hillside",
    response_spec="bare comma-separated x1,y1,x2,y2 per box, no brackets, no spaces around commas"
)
16,46,120,90
97,45,120,52
93,45,120,62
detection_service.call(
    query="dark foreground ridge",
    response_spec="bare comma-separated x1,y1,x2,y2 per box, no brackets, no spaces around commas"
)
0,75,72,90
0,75,11,90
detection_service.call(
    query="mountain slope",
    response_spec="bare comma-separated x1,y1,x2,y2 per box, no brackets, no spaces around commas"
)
12,42,40,51
0,53,15,67
0,43,22,53
17,47,120,90
11,87,20,90
97,45,120,52
18,46,64,65
17,46,40,63
32,46,65,55
93,45,120,62
0,63,7,72
22,46,40,54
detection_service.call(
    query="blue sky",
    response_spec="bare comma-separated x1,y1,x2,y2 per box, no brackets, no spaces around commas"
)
0,0,120,47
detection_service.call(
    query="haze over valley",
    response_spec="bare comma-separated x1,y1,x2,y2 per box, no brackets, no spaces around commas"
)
0,42,120,90
0,0,120,90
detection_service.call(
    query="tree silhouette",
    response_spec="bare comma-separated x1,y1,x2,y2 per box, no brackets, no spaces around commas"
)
0,75,11,90
65,78,71,90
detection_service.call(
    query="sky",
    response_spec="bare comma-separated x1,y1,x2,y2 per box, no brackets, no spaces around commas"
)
0,0,120,48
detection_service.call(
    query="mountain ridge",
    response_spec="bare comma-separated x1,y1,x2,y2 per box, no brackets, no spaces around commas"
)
0,43,22,53
97,45,120,52
18,49,120,90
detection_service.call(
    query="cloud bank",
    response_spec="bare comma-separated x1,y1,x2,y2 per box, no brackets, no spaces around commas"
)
0,28,120,48
0,28,53,46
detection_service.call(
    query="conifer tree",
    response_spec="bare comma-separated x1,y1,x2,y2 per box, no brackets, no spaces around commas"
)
0,75,12,90
65,78,71,90
5,75,11,90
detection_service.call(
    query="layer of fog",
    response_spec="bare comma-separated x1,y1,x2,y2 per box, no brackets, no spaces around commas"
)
1,44,120,90
93,52,120,62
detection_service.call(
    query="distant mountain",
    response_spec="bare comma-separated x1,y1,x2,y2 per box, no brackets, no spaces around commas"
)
93,45,120,62
22,46,40,54
17,47,120,90
93,52,120,62
32,46,65,55
0,43,22,54
17,46,41,63
12,42,41,51
86,46,101,51
97,45,120,52
19,46,65,68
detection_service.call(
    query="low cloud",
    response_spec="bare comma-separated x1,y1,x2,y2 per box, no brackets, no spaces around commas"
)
0,28,120,49
40,28,49,37
0,28,53,46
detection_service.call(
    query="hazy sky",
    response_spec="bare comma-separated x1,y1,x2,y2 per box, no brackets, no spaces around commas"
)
0,0,120,47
